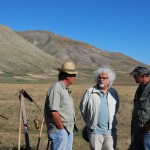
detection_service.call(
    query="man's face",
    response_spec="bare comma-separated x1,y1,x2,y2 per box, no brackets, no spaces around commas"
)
97,73,110,89
67,74,76,85
133,73,144,84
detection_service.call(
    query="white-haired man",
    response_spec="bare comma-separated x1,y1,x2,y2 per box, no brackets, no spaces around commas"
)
80,66,119,150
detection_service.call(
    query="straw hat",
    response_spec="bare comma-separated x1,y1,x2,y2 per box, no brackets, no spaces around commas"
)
57,62,78,74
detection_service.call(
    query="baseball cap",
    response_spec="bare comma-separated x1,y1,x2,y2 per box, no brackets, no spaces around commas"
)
130,66,150,76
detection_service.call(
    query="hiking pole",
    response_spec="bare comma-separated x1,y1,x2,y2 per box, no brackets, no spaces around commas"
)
36,116,44,150
20,89,41,111
18,93,23,150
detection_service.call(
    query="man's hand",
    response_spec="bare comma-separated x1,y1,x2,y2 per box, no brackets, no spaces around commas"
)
50,111,64,129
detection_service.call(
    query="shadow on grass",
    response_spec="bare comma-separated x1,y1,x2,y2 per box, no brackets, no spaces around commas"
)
1,146,35,150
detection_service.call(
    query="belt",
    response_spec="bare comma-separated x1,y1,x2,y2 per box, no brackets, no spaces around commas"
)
144,124,150,132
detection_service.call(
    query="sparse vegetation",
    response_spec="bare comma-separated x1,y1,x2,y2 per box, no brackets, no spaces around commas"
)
0,83,137,150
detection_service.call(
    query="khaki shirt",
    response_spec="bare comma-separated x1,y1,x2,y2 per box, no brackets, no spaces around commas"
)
44,81,76,133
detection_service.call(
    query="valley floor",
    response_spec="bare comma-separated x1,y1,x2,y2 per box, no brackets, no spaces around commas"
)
0,83,136,150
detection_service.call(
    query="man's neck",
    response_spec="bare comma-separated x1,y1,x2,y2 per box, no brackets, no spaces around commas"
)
61,79,70,87
142,77,150,85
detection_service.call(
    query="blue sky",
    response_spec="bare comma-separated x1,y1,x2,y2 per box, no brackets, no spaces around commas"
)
1,0,150,65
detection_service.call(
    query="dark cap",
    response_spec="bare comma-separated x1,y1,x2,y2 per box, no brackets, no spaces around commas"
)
130,66,150,76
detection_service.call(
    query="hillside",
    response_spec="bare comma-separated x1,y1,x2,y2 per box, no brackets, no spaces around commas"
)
0,25,60,83
16,30,149,85
0,24,149,84
17,30,142,70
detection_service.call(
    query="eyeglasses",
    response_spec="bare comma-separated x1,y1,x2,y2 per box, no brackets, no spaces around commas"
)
98,77,109,80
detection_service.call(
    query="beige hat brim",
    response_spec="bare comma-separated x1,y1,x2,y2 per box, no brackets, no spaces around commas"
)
57,68,78,74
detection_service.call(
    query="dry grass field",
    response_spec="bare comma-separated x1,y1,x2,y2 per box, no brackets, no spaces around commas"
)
0,82,137,150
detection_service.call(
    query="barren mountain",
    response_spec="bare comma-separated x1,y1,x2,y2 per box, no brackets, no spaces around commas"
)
0,25,59,82
16,30,149,84
0,24,149,84
17,30,142,70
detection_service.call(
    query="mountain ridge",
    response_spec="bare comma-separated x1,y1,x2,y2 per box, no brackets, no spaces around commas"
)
17,30,145,69
0,24,149,84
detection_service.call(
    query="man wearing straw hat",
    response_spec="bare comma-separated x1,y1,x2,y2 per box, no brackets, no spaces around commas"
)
44,61,78,150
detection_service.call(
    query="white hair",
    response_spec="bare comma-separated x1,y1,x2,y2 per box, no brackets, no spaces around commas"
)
94,66,116,86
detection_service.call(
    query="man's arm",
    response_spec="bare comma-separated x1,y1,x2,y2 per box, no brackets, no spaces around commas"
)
50,111,64,129
108,87,120,113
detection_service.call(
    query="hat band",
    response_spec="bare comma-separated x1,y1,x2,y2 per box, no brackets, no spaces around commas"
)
62,69,77,72
62,69,76,72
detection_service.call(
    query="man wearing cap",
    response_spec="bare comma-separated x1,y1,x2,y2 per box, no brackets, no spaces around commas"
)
44,62,78,150
130,66,150,150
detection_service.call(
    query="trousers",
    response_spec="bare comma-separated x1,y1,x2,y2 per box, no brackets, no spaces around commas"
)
48,129,73,150
88,133,114,150
133,130,150,150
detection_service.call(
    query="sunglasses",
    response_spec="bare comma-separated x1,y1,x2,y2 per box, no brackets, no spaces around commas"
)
68,74,76,77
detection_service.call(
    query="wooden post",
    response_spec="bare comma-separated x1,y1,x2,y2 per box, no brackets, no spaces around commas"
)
46,139,51,150
18,94,23,150
22,94,30,150
36,116,44,150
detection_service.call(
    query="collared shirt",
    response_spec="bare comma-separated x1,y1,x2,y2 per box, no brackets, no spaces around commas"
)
44,81,75,133
94,91,111,134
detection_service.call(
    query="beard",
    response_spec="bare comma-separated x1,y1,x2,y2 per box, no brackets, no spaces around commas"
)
99,83,105,88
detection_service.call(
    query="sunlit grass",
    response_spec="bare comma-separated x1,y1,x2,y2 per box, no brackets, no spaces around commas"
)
0,83,137,150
